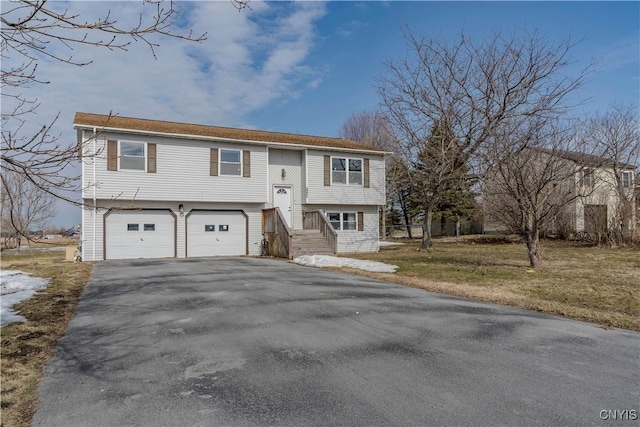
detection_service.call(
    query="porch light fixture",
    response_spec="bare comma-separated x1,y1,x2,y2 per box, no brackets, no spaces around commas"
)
178,204,184,216
281,168,286,180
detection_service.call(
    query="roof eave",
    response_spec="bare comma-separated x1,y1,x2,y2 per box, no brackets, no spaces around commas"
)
73,122,389,155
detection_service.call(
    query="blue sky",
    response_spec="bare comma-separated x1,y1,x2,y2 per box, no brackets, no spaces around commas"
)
253,1,639,135
5,1,638,227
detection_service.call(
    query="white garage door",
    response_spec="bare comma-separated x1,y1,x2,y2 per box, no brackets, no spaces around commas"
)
105,210,175,260
187,211,247,257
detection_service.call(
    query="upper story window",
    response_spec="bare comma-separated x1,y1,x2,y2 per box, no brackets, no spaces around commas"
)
220,149,241,176
120,142,145,170
582,168,594,188
621,171,632,188
107,140,155,173
332,157,362,185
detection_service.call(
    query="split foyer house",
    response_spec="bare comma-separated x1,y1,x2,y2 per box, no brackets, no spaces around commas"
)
75,112,386,261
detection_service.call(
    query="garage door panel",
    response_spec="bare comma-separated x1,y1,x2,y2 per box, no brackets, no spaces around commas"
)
105,210,175,259
187,211,246,257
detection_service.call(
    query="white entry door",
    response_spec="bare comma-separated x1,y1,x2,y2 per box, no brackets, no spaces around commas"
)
273,186,292,227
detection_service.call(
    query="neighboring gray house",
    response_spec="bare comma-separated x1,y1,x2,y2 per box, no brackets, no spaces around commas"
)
558,151,636,236
75,112,386,261
483,148,637,237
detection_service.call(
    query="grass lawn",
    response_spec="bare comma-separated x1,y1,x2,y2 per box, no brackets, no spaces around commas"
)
1,250,92,427
347,236,640,332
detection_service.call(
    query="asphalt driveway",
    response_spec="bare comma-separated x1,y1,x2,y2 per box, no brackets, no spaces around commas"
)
34,257,639,426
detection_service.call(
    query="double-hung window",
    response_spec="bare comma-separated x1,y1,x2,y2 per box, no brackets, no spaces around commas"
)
120,142,145,171
107,140,155,172
621,171,632,188
327,212,357,231
332,157,362,185
220,149,241,176
327,212,341,229
582,168,594,188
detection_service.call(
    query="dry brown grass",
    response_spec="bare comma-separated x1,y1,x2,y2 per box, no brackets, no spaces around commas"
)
1,251,92,427
347,237,640,332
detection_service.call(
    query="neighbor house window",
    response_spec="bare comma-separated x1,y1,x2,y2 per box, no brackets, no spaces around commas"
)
326,212,357,231
582,168,594,188
621,171,632,188
120,142,145,170
220,149,241,176
332,157,362,185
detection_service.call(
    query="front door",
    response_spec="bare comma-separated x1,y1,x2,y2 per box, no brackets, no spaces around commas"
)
273,186,292,227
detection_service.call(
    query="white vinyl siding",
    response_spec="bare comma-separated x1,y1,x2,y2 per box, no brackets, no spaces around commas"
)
81,204,105,261
82,133,267,203
268,149,304,229
306,150,385,205
307,205,379,253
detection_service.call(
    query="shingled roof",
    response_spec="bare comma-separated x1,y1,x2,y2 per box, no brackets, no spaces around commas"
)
74,112,385,153
535,148,637,170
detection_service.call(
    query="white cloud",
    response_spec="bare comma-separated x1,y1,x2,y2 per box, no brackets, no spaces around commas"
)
336,19,366,38
2,1,328,227
594,36,640,73
28,1,327,126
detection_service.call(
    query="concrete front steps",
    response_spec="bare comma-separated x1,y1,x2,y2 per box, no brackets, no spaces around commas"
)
291,229,334,257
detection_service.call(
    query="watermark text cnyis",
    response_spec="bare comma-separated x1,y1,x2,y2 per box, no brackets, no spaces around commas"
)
599,409,637,421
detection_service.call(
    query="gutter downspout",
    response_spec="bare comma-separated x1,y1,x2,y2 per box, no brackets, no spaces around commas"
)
304,149,309,204
93,127,97,262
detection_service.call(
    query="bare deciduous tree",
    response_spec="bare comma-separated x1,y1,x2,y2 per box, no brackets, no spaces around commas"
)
339,110,408,238
1,0,249,232
339,110,395,151
483,120,598,267
1,170,57,249
377,29,590,250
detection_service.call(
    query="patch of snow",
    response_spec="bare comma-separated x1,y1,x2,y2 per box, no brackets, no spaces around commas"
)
1,270,50,326
378,241,405,247
293,255,398,273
